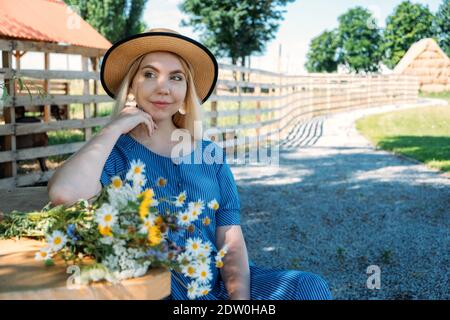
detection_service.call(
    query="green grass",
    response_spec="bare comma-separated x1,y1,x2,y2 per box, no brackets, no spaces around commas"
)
47,129,85,162
356,93,450,173
69,102,114,119
419,90,450,102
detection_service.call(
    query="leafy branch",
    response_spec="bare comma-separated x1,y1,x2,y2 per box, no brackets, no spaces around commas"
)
0,76,54,104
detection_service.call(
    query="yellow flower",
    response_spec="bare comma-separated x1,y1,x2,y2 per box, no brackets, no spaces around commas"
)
154,216,163,226
140,188,154,200
98,225,112,237
139,198,150,219
139,189,159,219
148,225,162,246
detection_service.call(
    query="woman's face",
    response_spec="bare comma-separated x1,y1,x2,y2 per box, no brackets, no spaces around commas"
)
130,51,187,121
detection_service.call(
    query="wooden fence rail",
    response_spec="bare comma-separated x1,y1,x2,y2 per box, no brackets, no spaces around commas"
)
0,40,419,188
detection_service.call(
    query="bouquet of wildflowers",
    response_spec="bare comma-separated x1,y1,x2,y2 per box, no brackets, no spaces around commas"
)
5,159,227,299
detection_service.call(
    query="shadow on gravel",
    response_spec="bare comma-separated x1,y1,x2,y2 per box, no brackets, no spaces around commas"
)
236,148,450,299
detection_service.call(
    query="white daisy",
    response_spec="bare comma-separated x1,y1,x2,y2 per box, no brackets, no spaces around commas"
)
215,258,224,268
189,200,205,212
197,255,212,266
187,281,200,300
46,230,67,252
89,266,106,282
149,197,159,207
188,200,205,220
126,159,146,181
139,215,156,234
35,247,52,261
108,184,136,209
197,284,212,297
174,191,187,207
94,204,118,228
186,237,203,256
131,173,147,195
195,263,212,284
181,262,198,278
188,208,201,221
201,241,213,257
207,199,220,211
110,176,123,190
177,210,192,227
100,237,113,245
176,251,192,265
217,244,229,259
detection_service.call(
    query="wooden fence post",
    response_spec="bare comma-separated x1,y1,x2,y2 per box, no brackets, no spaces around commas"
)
91,57,99,118
82,56,92,140
43,52,50,123
0,49,16,183
210,87,217,128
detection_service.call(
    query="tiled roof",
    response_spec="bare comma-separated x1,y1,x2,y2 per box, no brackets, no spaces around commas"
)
0,0,112,49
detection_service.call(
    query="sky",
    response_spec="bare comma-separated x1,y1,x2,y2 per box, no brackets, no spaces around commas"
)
15,0,443,74
143,0,443,74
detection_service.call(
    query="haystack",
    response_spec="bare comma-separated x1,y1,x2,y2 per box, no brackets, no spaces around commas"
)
393,38,450,93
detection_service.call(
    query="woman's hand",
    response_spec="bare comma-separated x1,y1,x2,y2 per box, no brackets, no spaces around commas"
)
105,105,158,137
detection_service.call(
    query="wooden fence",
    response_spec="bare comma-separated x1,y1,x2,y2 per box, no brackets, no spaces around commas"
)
0,40,419,188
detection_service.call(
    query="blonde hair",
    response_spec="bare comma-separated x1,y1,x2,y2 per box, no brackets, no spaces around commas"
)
111,52,203,140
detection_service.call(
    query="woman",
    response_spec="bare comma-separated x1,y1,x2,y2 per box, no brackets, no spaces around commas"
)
48,28,332,300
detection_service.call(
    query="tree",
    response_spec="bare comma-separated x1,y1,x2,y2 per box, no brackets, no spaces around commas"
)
179,0,294,68
64,0,147,43
336,7,383,73
305,30,339,73
382,1,437,69
435,0,450,57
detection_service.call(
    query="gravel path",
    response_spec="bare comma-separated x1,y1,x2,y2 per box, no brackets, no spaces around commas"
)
230,99,450,300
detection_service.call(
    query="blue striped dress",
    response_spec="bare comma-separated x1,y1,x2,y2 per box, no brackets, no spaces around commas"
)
100,133,332,300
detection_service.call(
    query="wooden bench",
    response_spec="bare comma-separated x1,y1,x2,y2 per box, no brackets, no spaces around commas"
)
0,187,171,299
0,239,171,299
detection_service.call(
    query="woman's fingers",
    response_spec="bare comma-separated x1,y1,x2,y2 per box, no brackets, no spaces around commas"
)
120,106,158,134
141,112,158,130
143,119,153,136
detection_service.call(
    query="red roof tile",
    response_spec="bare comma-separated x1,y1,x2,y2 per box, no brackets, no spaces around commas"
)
0,0,112,49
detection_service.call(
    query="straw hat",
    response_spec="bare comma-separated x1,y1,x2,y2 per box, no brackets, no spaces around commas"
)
100,28,218,104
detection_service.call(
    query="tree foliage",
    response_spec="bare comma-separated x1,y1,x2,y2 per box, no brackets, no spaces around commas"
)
64,0,148,43
336,7,383,73
179,0,294,66
382,1,436,69
435,0,450,57
305,30,339,73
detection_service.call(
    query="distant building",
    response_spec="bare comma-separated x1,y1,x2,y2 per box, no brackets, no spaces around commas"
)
393,38,450,93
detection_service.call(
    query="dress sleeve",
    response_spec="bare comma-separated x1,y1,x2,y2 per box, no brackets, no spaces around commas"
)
215,148,241,227
100,145,128,187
